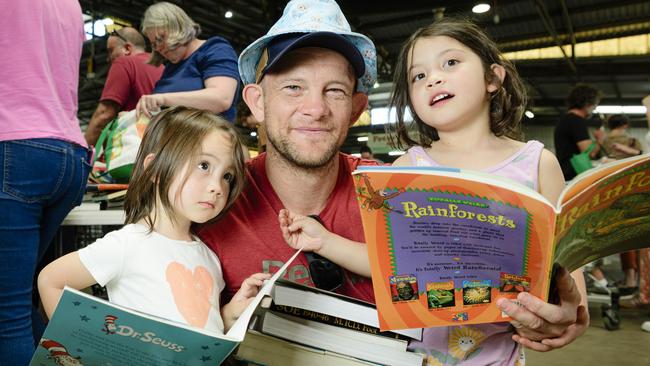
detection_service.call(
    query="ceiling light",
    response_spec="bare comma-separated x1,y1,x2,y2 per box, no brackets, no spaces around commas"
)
250,131,257,137
595,105,647,114
373,82,380,89
388,151,406,156
525,110,535,118
225,10,233,18
472,3,491,13
357,136,369,142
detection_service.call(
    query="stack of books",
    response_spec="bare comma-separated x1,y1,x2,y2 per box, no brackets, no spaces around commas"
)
236,279,425,366
84,183,128,210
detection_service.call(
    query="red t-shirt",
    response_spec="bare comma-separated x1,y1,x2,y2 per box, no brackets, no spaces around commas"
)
100,52,163,111
199,153,379,303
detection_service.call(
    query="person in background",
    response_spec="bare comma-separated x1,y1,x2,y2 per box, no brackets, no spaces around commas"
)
0,1,92,364
136,2,239,121
200,3,587,366
602,114,642,159
553,83,606,181
359,145,383,163
84,27,164,146
39,107,269,334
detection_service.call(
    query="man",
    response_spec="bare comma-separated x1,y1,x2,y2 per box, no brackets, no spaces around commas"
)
84,27,163,145
200,0,587,355
553,83,605,181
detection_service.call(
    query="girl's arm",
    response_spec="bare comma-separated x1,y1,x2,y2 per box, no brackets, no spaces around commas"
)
279,209,371,277
221,273,271,332
500,149,589,351
136,76,238,118
38,252,98,319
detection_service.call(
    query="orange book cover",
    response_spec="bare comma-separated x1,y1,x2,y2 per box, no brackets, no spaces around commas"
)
353,154,650,330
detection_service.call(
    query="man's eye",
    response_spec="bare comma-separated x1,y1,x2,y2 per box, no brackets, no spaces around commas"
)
198,162,210,171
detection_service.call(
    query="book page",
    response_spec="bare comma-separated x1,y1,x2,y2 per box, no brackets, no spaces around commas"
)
353,169,556,330
553,156,650,271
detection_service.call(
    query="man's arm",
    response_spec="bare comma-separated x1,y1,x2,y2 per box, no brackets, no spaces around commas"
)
85,100,120,146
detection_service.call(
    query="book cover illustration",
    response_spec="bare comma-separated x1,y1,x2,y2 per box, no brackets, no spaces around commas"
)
353,168,557,330
30,251,303,366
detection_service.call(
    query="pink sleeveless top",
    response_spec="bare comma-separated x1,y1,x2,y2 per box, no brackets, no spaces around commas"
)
406,140,544,366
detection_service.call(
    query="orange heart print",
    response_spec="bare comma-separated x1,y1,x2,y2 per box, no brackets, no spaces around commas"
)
166,262,215,329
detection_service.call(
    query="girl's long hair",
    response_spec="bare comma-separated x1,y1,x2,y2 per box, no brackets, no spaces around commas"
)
388,17,527,150
124,107,245,233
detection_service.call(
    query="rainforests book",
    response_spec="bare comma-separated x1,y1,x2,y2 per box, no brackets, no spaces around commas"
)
352,154,650,330
29,251,302,366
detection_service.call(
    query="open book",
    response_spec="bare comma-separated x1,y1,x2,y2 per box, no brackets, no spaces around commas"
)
29,251,301,366
352,154,650,330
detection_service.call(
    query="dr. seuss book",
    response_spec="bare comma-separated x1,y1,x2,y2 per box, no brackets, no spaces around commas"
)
29,252,301,366
352,154,650,330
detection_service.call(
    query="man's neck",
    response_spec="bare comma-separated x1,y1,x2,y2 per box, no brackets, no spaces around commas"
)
264,149,340,216
568,108,588,118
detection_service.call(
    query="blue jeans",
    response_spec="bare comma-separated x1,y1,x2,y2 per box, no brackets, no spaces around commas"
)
0,139,90,365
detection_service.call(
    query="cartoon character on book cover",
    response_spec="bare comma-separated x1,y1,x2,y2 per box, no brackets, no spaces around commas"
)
355,174,405,212
390,274,419,302
39,339,84,366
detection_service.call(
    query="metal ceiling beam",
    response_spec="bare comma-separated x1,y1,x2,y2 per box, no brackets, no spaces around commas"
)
533,0,577,77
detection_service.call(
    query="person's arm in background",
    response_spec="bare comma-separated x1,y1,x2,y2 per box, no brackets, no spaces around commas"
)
136,76,238,118
85,100,119,146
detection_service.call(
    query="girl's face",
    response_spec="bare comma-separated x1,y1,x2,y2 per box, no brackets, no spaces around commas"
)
167,130,236,228
407,36,500,132
145,28,189,64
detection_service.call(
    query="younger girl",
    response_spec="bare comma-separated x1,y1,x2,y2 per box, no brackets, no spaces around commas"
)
39,107,269,334
388,18,588,366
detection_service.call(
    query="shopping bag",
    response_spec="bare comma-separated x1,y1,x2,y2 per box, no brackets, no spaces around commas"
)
91,110,149,183
570,142,596,175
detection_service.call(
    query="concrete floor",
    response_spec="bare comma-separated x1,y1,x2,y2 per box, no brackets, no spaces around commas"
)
526,305,650,365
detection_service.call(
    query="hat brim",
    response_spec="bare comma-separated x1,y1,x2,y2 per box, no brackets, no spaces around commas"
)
239,30,376,94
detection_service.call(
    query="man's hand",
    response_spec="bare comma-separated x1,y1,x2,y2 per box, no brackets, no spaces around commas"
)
136,94,165,119
497,266,589,351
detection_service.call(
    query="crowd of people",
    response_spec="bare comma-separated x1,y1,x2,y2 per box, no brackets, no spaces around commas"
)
2,0,649,365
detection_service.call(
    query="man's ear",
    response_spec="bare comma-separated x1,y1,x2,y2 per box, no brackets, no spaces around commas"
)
242,84,265,125
349,92,369,127
487,63,506,93
123,42,134,56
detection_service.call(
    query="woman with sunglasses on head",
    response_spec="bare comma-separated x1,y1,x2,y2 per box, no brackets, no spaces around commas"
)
136,2,239,122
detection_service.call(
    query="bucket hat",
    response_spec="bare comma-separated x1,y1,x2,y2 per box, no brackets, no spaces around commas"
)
238,0,377,94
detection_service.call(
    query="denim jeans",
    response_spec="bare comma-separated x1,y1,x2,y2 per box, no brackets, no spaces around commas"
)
0,139,90,365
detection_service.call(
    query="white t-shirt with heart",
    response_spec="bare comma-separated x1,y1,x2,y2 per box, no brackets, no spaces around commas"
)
78,223,226,334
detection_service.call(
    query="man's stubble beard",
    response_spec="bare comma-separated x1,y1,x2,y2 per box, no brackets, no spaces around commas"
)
266,129,341,170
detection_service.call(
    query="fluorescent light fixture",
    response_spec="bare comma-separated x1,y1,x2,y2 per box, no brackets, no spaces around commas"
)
472,3,491,13
250,131,257,137
225,10,233,18
369,107,413,125
84,20,107,39
102,18,114,26
525,110,535,118
388,151,406,156
594,105,648,114
373,82,380,89
357,136,369,142
351,153,361,157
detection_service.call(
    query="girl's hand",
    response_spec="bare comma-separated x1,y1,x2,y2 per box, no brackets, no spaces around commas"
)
222,272,271,330
279,209,331,252
136,94,165,119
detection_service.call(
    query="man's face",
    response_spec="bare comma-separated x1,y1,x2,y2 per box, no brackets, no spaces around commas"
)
259,48,361,169
106,36,128,63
